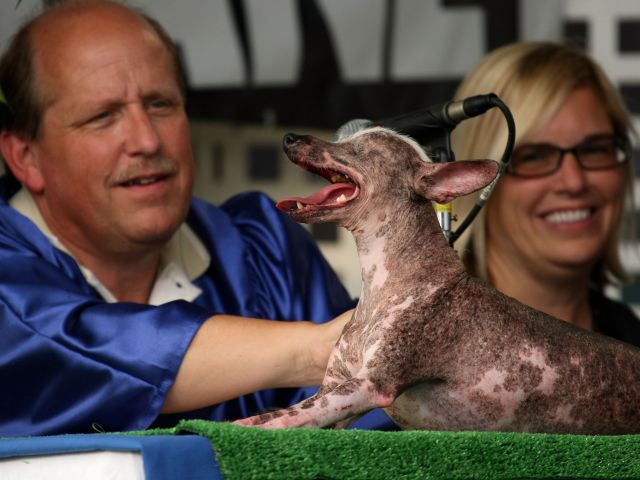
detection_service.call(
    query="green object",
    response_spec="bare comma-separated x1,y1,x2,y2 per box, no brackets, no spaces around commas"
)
137,419,640,479
0,85,12,124
0,86,8,108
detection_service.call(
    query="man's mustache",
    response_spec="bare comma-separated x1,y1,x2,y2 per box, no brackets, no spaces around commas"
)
110,157,179,185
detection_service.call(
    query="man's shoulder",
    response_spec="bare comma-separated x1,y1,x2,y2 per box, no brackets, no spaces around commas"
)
187,191,313,254
0,194,49,248
191,191,276,213
188,191,287,230
218,191,280,214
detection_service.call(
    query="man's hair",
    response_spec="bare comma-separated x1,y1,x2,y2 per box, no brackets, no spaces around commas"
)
0,0,186,140
450,41,636,289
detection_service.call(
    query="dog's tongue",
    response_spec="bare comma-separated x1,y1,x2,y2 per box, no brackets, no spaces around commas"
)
276,183,355,211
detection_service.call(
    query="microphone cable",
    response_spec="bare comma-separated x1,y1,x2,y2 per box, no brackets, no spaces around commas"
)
448,94,515,246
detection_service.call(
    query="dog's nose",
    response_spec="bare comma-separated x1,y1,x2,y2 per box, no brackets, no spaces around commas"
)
282,133,300,150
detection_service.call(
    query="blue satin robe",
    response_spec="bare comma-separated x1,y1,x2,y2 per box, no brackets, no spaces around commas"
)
0,181,395,435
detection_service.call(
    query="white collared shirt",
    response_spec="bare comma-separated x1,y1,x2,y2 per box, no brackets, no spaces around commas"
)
10,188,211,306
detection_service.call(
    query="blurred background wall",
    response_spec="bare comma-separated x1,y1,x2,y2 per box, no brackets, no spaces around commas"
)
2,0,640,300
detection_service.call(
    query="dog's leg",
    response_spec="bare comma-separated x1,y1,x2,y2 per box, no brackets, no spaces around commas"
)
233,377,395,429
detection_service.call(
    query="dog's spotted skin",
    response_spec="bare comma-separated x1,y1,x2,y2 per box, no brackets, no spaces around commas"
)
234,127,640,433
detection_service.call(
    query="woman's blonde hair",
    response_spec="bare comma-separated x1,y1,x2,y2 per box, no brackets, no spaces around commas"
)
450,41,635,289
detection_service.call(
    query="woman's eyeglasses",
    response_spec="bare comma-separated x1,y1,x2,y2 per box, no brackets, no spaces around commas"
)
506,134,631,178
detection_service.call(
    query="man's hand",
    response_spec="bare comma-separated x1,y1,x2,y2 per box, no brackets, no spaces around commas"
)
309,308,354,381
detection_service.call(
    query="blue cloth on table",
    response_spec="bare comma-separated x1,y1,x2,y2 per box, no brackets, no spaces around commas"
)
0,434,220,480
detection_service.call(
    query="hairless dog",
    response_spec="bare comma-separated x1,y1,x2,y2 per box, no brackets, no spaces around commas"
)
234,127,640,433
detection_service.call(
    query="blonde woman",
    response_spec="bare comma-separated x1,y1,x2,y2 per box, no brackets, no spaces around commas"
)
451,41,640,344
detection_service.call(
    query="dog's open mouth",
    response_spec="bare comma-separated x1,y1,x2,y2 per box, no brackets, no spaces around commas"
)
276,164,359,214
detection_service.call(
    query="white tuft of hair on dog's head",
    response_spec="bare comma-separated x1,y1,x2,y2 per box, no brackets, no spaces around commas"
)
337,125,435,164
335,119,373,141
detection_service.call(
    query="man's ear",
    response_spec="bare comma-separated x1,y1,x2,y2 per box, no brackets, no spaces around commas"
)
413,160,499,203
0,131,45,193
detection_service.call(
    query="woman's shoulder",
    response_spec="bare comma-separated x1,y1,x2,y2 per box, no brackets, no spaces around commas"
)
590,289,640,348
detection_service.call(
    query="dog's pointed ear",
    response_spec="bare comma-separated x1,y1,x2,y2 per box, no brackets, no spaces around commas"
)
414,160,499,203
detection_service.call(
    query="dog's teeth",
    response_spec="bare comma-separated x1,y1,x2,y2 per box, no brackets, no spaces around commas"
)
336,194,348,203
296,202,305,210
331,174,347,183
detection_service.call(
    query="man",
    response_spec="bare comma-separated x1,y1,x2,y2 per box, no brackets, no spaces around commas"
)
0,0,372,435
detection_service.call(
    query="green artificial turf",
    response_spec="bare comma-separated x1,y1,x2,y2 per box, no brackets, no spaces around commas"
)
145,419,640,480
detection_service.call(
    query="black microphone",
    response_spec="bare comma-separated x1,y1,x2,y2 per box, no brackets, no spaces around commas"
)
336,93,515,245
336,93,498,144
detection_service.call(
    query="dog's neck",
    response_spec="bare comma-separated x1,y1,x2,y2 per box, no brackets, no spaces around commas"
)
352,198,465,303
